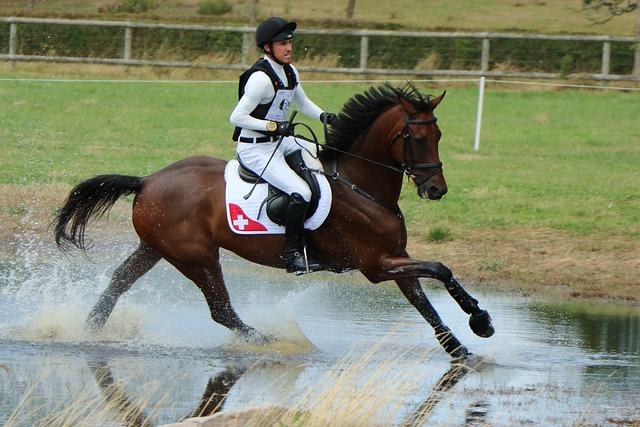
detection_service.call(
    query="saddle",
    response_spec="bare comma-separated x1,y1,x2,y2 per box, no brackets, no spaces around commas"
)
236,150,321,226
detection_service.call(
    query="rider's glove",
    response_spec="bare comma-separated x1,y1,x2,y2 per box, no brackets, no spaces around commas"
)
320,112,338,126
274,121,294,136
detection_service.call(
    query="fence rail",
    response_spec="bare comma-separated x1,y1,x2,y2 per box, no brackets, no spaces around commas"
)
1,16,639,81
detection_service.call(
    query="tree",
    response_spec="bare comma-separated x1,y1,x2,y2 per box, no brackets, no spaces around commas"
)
583,0,637,23
583,0,640,76
346,0,356,20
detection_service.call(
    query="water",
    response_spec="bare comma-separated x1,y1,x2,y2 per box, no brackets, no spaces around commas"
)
1,234,639,426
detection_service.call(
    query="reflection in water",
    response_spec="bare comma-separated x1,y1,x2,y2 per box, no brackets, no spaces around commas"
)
89,361,154,427
464,400,490,426
402,360,476,426
184,366,247,419
89,361,248,426
529,303,640,394
531,303,640,355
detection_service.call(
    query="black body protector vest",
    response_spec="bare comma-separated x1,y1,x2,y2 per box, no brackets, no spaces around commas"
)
232,58,298,141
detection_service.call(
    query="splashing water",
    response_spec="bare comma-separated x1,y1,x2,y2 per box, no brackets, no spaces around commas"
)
2,230,640,426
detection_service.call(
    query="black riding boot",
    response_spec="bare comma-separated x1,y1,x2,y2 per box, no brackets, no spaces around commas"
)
282,193,322,274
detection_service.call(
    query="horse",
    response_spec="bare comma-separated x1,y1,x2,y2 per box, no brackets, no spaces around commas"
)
53,82,494,359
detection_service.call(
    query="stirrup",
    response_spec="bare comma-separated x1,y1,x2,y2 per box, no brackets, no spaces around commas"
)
283,248,323,274
297,246,322,275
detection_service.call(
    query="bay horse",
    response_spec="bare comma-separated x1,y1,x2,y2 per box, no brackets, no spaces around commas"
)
53,82,493,359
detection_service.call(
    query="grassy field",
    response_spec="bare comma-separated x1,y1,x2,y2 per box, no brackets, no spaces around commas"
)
1,78,638,234
1,75,639,300
0,0,637,36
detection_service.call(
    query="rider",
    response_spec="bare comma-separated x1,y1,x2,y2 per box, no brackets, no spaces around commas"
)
230,17,337,274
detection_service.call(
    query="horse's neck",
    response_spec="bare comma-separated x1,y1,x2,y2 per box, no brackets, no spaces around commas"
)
335,110,404,208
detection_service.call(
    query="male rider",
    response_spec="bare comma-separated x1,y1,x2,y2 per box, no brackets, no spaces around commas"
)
229,17,337,274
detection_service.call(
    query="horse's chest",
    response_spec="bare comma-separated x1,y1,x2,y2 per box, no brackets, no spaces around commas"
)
320,201,407,261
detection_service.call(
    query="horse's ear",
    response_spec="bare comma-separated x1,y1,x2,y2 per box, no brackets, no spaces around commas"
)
430,91,446,110
399,97,417,115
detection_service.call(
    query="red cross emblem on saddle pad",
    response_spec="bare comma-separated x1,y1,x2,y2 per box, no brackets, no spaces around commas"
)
228,203,267,232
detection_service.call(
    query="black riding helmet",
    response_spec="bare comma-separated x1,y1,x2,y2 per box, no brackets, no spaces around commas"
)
255,17,297,48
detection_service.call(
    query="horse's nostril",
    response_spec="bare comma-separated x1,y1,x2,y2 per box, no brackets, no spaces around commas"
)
429,186,439,195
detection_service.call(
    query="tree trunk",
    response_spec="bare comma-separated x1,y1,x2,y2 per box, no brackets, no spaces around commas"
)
346,0,356,20
243,0,258,66
247,0,258,24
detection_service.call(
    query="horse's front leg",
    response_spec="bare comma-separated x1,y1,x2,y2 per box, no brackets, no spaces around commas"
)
381,255,494,339
395,277,470,358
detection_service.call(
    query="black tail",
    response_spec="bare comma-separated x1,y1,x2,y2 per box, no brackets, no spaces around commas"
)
53,174,143,251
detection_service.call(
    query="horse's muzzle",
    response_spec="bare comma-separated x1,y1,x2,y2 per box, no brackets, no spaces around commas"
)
413,170,447,200
417,181,447,200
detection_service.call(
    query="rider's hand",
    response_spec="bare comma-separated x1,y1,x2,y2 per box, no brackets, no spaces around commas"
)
320,112,338,126
275,121,294,136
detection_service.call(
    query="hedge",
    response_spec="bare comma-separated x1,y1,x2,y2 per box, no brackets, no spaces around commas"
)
0,22,635,75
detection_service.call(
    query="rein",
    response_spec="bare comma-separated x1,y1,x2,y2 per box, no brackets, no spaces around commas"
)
297,114,443,176
290,122,378,201
295,120,405,174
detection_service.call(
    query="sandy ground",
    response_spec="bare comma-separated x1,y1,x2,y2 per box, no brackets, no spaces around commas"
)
410,229,639,303
1,183,638,304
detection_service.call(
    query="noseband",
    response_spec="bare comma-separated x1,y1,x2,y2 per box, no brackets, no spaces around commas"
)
391,115,443,185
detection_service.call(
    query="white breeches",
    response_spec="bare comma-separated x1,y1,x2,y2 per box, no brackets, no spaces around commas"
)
236,136,322,202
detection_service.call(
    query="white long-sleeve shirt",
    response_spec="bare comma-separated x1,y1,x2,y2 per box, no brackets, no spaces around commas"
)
229,56,323,139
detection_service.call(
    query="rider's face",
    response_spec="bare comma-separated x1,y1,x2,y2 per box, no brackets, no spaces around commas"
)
266,40,293,64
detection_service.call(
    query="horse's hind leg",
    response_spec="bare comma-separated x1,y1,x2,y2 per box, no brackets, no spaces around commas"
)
171,256,260,340
395,278,470,358
86,241,161,332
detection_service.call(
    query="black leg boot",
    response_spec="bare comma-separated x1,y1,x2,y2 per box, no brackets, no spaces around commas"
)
282,193,323,274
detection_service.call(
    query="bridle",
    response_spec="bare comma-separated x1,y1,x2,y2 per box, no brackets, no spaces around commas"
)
312,112,443,177
390,114,443,185
292,109,444,203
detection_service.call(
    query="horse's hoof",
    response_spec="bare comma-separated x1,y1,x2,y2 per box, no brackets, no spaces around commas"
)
242,328,276,345
85,318,104,334
437,328,470,359
469,310,494,338
253,333,277,345
450,345,471,360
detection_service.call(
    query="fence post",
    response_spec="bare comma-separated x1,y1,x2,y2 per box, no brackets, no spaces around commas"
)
634,5,640,77
473,76,486,152
481,37,490,73
8,21,17,68
124,25,132,61
359,35,369,70
601,40,610,77
242,32,255,66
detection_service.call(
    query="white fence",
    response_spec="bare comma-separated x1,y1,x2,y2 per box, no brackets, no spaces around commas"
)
1,16,639,81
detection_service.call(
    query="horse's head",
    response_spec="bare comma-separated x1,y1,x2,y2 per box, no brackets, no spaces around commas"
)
326,83,448,201
393,89,447,200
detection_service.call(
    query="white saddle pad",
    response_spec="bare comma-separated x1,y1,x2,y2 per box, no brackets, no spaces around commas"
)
224,160,332,235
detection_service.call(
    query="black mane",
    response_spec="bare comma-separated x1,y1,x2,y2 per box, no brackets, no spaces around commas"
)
323,82,434,158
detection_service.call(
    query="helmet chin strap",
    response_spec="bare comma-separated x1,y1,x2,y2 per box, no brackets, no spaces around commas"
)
264,43,286,66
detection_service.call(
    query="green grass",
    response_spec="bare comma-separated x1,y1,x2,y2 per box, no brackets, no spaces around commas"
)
1,78,638,238
427,226,452,243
